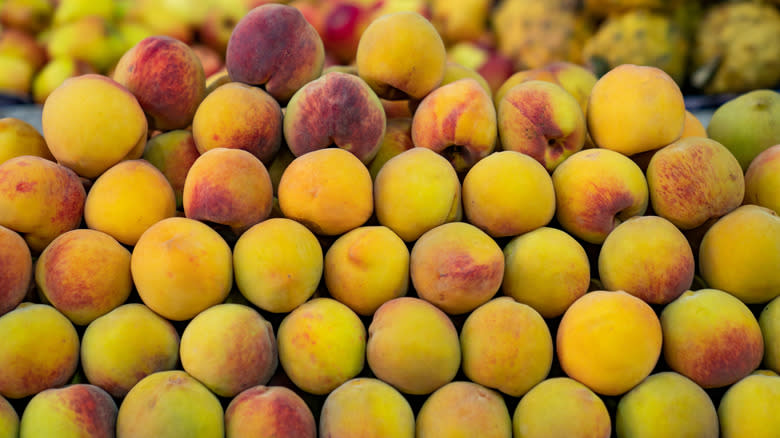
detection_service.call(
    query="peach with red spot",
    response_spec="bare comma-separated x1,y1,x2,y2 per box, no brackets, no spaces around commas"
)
18,384,117,437
225,385,316,438
0,224,31,316
142,129,201,209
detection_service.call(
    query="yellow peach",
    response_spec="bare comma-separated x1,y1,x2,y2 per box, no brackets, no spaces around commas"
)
0,394,18,437
744,143,780,214
367,117,415,180
416,381,512,438
0,117,52,164
718,373,780,438
0,224,32,316
760,296,780,373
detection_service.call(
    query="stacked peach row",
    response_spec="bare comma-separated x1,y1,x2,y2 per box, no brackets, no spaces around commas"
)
1,4,779,438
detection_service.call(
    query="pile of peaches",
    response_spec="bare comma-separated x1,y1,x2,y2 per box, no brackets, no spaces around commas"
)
0,4,779,438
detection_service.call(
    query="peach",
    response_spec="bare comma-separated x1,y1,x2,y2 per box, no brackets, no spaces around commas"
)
616,371,720,437
587,64,685,155
0,394,18,437
462,150,555,237
374,147,461,242
411,78,497,173
356,11,446,100
744,143,780,214
324,225,410,316
552,148,649,244
191,81,283,165
0,0,53,33
277,298,366,395
680,110,707,139
113,35,206,131
416,381,512,438
19,384,117,437
411,221,504,315
598,216,695,305
512,377,611,438
130,217,233,321
183,148,273,235
226,3,324,103
718,372,780,438
278,147,373,236
225,385,316,438
367,117,415,180
283,71,386,164
190,43,222,78
544,61,598,119
317,0,375,64
116,370,224,437
0,117,52,164
0,155,86,252
760,296,780,373
31,57,96,105
430,0,491,44
233,218,323,314
35,229,132,326
440,61,492,96
0,54,34,98
142,129,201,209
84,159,176,246
498,80,586,172
493,67,557,108
41,74,148,179
319,377,415,438
460,297,552,397
446,41,515,95
646,136,745,230
0,225,31,316
557,291,663,396
267,144,296,195
80,303,180,398
661,288,764,388
699,205,780,304
0,28,46,71
0,303,79,399
366,297,461,395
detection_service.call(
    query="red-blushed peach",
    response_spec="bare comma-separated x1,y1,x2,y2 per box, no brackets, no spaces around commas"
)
598,216,695,305
498,80,586,172
80,303,180,398
356,11,446,100
41,73,148,179
0,225,31,316
646,136,745,230
446,40,515,94
615,371,719,438
226,3,325,103
367,117,415,180
366,297,461,395
142,129,201,209
0,394,18,437
557,291,663,396
460,297,553,397
660,288,764,388
183,147,273,235
180,303,277,398
512,377,611,438
587,64,685,155
416,381,512,438
0,117,52,164
283,71,386,164
462,150,555,237
113,35,206,131
324,225,410,316
411,221,504,315
116,370,224,437
744,143,780,214
225,385,316,438
277,298,366,395
0,303,79,399
32,57,97,105
130,217,233,321
374,147,462,242
34,229,132,326
411,78,496,173
319,377,415,438
317,0,375,64
493,67,557,108
502,227,590,318
543,61,598,119
698,205,780,304
680,110,707,139
718,372,780,438
277,147,373,236
233,218,323,314
381,98,414,119
190,43,223,78
552,148,649,244
440,61,492,97
0,155,86,252
84,159,176,246
191,81,283,165
18,384,117,437
761,296,780,373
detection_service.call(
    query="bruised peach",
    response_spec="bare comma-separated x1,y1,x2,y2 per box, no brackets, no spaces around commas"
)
225,385,316,438
0,117,52,164
0,224,31,316
416,381,512,438
19,384,117,437
142,129,201,209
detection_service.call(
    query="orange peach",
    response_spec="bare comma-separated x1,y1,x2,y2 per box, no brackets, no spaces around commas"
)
416,381,512,438
0,117,52,164
744,143,780,214
0,224,31,316
680,110,707,138
142,129,201,209
19,384,117,437
225,385,316,438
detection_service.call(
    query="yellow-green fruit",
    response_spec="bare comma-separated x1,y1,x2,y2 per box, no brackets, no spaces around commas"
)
0,394,19,438
718,373,780,438
416,381,512,438
760,296,780,373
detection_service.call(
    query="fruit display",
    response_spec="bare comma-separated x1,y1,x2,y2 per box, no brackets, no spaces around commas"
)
0,2,779,438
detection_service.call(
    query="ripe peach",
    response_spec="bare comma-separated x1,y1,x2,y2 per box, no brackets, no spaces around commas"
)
661,288,764,388
416,381,512,438
0,394,18,437
557,291,663,396
760,296,780,373
718,372,780,438
19,384,117,437
32,57,96,105
225,385,316,438
493,67,557,108
367,117,415,180
0,303,79,399
544,61,598,119
277,298,366,395
679,110,707,139
440,61,492,96
84,159,176,246
744,143,780,214
0,117,52,164
142,129,201,209
366,297,461,395
80,303,180,398
0,225,31,316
